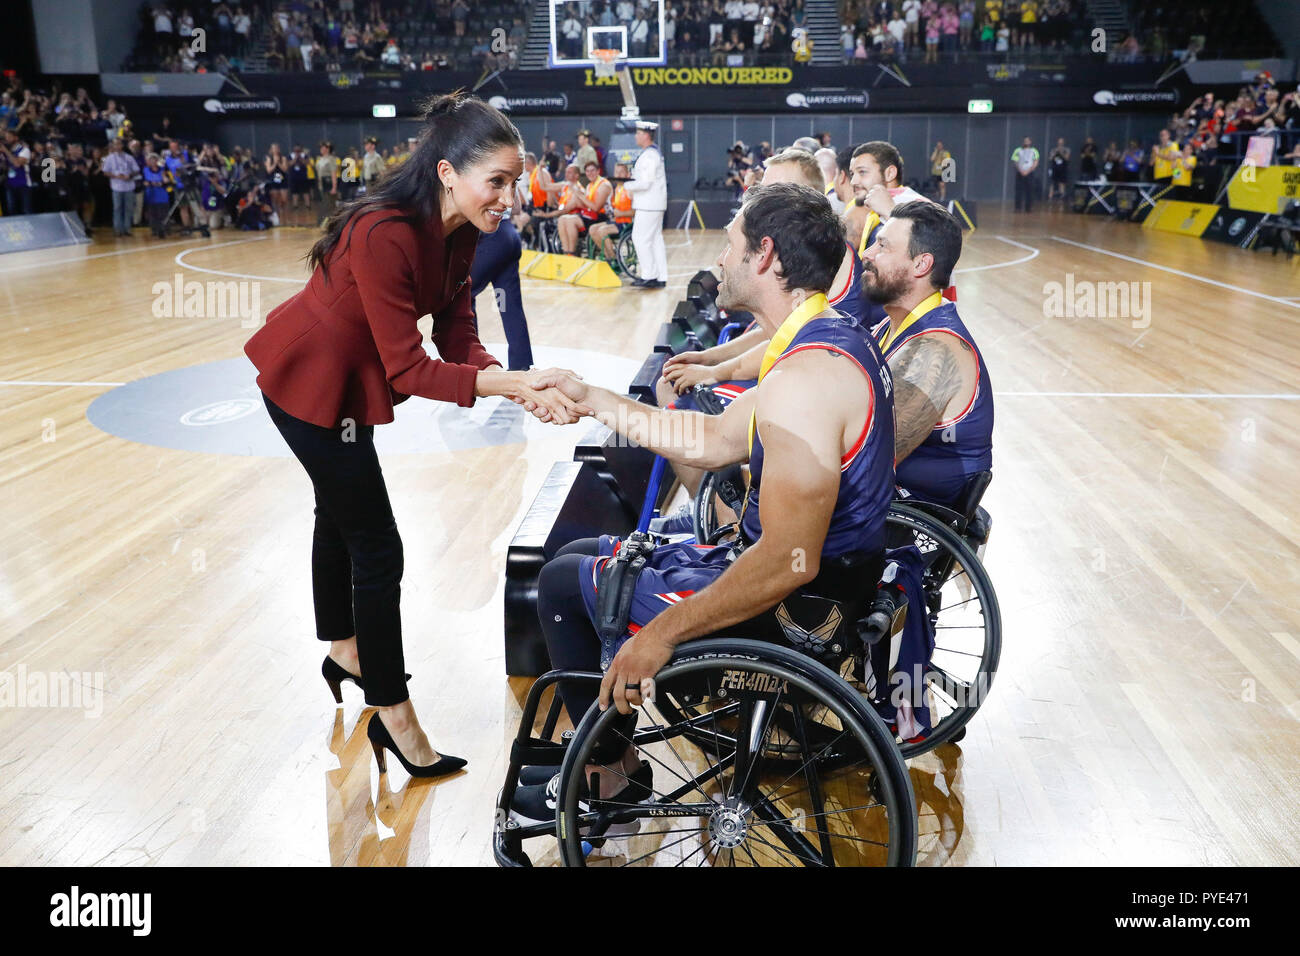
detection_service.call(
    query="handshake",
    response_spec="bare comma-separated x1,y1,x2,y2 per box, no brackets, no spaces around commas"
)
477,366,595,425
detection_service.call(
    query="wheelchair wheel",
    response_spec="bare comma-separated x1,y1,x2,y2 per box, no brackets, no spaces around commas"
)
690,475,999,759
615,229,641,281
554,639,917,867
879,503,1000,759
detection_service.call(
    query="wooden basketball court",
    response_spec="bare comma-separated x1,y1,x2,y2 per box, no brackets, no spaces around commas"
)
2,206,1297,865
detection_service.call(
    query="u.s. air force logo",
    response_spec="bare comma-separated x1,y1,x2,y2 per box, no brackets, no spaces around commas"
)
775,603,843,653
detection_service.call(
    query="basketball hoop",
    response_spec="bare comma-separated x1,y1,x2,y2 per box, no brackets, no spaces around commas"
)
592,48,620,79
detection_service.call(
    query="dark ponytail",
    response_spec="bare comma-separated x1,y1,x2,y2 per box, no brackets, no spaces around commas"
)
306,90,523,278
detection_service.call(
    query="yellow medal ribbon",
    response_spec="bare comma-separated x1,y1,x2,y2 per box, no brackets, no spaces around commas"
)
878,290,944,353
747,292,830,456
857,209,881,258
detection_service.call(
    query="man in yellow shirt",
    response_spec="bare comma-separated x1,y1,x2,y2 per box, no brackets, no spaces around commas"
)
1150,129,1180,183
1170,143,1197,197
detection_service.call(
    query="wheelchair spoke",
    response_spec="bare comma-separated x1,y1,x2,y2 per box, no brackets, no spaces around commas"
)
606,715,720,805
676,842,709,867
645,700,729,805
615,829,710,868
746,803,827,867
738,842,795,868
754,726,852,806
790,703,836,865
928,664,971,703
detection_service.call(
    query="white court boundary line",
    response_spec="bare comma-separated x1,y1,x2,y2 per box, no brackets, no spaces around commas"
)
953,235,1039,274
997,390,1300,400
666,234,1040,281
0,380,127,387
3,378,1295,401
0,237,198,274
174,236,308,283
1050,235,1300,310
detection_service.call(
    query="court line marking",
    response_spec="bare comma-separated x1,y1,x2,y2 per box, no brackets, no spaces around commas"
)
0,238,199,274
996,390,1300,400
665,234,1040,282
1049,235,1300,310
0,380,127,387
2,381,1295,399
174,236,308,283
952,235,1039,274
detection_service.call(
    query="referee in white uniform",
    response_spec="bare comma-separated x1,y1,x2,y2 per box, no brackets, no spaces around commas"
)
624,120,667,288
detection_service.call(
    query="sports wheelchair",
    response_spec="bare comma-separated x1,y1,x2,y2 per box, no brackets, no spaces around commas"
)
583,221,640,280
495,553,919,868
692,464,1000,759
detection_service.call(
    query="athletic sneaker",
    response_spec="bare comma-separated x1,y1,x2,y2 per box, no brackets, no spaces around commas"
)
517,764,563,787
648,502,695,536
509,760,653,827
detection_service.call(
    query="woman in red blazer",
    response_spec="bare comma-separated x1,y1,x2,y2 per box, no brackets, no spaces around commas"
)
245,92,579,778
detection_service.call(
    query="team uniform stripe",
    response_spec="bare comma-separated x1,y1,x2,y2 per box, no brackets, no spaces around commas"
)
828,240,856,305
763,342,875,470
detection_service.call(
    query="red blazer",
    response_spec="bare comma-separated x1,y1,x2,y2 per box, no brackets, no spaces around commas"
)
244,207,501,428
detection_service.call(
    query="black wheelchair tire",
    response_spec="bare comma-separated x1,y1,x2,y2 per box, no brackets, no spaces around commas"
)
555,638,917,867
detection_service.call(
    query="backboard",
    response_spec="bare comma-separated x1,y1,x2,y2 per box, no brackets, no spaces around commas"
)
549,0,667,69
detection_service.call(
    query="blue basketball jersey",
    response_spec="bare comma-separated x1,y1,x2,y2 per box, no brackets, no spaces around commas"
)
739,310,896,559
878,296,993,507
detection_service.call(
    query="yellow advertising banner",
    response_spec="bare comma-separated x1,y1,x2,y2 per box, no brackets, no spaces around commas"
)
1142,200,1221,237
1226,165,1300,214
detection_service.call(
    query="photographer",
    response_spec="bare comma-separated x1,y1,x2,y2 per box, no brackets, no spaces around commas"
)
724,140,751,197
237,180,274,230
193,158,228,231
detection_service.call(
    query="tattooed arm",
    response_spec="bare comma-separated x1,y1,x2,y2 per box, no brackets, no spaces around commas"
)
888,332,975,461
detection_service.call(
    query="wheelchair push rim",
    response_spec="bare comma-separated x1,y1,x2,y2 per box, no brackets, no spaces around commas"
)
616,229,641,281
554,639,918,867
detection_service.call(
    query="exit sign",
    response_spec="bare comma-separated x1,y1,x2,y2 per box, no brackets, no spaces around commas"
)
968,99,994,114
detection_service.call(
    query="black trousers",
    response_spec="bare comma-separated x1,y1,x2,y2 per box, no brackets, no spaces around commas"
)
263,392,408,706
1014,172,1036,211
471,218,534,371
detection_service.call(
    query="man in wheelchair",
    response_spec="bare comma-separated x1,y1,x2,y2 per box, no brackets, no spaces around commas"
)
860,203,994,533
512,182,898,825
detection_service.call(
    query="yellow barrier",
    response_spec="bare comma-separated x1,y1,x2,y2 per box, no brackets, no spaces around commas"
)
1226,165,1300,214
519,251,622,289
1142,200,1220,237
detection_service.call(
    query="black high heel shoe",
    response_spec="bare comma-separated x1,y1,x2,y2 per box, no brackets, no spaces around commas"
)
321,656,411,705
367,712,467,778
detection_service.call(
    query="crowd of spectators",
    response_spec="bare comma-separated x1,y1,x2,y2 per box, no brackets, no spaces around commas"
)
837,0,1282,64
261,0,529,73
838,0,1087,63
1034,76,1300,206
0,73,447,235
1127,1,1283,63
129,3,259,72
132,1,530,74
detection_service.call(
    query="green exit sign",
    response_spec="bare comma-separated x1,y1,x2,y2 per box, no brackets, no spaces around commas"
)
968,99,994,114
